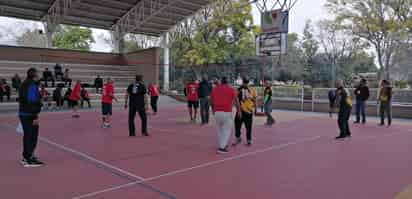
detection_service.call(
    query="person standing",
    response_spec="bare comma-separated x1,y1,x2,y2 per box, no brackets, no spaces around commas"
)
233,78,257,146
148,83,159,114
69,80,82,118
335,80,352,139
94,75,103,94
263,81,275,125
210,77,240,154
101,78,117,128
378,80,392,127
19,68,44,167
184,78,199,122
12,73,22,92
354,79,370,124
125,75,149,137
198,77,212,125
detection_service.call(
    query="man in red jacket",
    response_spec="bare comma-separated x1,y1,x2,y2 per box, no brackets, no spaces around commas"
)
184,79,199,122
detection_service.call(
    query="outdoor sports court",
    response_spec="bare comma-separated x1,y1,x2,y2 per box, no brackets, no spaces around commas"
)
1,98,412,199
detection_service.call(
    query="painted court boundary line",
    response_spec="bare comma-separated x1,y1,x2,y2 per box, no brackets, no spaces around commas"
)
39,137,146,182
73,135,323,199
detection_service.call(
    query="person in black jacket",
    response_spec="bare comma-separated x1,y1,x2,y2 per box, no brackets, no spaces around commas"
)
335,80,352,139
354,79,370,124
94,75,103,93
19,68,44,167
198,77,212,125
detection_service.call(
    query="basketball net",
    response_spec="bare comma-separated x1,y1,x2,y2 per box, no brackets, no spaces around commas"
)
252,0,298,13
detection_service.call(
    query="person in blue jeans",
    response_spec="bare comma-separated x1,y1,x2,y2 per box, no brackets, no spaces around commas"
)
354,79,370,124
19,68,44,167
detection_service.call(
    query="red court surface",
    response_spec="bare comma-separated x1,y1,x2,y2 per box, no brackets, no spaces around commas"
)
1,104,412,199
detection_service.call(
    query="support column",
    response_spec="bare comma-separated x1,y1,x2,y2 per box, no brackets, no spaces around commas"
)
43,20,57,48
112,30,124,54
163,32,170,91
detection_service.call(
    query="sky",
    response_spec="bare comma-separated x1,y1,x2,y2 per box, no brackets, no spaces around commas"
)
0,0,327,52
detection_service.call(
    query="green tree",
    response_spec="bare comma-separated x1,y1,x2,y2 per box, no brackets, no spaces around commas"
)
301,20,319,83
171,0,257,72
52,25,95,51
325,0,412,80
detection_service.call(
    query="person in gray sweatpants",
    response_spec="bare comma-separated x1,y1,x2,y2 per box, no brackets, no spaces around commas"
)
210,77,240,154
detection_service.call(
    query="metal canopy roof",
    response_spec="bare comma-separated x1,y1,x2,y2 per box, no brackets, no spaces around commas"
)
0,0,210,36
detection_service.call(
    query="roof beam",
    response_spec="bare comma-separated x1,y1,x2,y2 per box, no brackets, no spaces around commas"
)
112,0,179,35
0,5,44,17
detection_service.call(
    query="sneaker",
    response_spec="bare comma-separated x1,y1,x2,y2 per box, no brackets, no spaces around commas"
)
21,158,42,168
232,138,242,146
217,148,229,154
335,135,346,140
246,140,252,146
31,157,44,165
142,133,149,137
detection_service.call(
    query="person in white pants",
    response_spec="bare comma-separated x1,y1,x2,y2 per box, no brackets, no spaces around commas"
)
210,77,240,154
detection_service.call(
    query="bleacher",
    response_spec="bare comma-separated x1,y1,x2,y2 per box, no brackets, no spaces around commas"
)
0,60,137,113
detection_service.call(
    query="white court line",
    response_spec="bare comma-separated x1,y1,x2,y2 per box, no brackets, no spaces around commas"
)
39,137,145,182
73,135,323,199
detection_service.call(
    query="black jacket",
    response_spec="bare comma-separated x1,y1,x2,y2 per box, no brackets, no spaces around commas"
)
354,85,370,101
198,80,212,98
18,79,42,118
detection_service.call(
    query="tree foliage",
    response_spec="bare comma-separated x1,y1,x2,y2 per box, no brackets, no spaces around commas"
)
52,25,95,51
169,0,257,68
325,0,412,80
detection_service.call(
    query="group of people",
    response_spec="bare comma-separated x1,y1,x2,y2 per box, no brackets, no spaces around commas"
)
40,64,72,88
16,67,158,167
330,78,393,140
184,76,267,154
16,65,397,167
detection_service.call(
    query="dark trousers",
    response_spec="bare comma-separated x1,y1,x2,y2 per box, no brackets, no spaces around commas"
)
64,78,72,87
55,98,64,107
355,100,366,123
19,115,39,160
379,101,392,125
129,106,148,136
338,107,352,137
0,91,10,102
95,86,102,93
150,96,159,113
81,98,91,108
264,100,275,124
235,111,253,141
41,77,54,87
199,97,210,124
